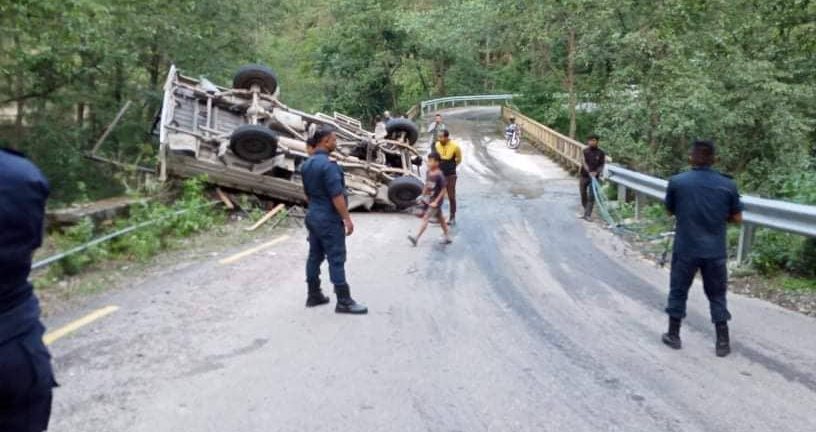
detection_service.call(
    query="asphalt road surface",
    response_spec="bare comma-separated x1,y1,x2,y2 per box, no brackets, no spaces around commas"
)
48,107,816,431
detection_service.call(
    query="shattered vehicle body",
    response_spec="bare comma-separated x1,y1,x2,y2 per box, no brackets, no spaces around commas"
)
157,64,425,210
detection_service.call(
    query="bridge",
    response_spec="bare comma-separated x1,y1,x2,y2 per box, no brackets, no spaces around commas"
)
47,102,816,431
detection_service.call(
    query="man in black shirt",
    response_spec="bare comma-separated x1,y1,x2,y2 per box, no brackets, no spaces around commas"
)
1,148,57,431
579,134,605,220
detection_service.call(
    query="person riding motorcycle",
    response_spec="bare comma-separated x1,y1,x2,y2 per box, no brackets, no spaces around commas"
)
505,117,521,149
505,117,520,137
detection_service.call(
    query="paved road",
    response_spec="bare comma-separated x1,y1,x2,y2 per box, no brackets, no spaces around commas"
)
49,107,816,431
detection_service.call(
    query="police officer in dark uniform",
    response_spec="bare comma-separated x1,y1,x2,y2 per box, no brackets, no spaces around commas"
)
662,140,743,357
301,126,367,314
1,148,57,431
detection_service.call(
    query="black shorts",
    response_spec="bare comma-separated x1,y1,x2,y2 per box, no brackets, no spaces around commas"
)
0,326,56,432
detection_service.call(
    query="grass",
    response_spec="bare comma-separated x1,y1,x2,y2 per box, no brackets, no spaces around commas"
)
779,276,816,292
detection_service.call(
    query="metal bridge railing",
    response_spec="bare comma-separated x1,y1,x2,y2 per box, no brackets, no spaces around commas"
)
415,94,516,117
501,105,816,264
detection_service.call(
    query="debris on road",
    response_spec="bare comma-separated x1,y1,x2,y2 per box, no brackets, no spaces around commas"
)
215,188,235,210
245,203,286,232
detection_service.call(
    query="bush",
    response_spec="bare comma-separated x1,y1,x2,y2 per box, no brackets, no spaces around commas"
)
52,217,108,276
793,238,816,278
45,178,225,277
750,230,814,277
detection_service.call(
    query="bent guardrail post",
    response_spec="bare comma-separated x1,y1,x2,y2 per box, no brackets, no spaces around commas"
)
635,192,646,221
617,184,627,204
738,223,757,264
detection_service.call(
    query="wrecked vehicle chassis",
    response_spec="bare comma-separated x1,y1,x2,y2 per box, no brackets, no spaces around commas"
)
157,65,424,210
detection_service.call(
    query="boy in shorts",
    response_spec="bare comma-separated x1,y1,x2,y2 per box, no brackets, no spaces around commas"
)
408,153,453,246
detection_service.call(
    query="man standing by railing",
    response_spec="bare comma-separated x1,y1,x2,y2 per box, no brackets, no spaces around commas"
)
579,134,605,220
662,140,743,357
434,130,462,225
427,113,447,146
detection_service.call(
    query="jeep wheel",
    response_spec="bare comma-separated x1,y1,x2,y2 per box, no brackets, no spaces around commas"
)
230,125,279,163
233,64,279,94
385,118,419,146
388,176,424,209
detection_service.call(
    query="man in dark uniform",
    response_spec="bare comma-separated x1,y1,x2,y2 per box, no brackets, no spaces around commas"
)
579,134,605,220
1,148,57,431
662,140,743,357
301,126,367,314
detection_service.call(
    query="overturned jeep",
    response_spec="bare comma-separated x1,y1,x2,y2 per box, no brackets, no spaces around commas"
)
157,64,424,210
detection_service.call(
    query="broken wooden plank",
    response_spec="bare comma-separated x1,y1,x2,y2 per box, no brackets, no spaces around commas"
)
215,188,234,209
91,100,132,156
245,203,285,232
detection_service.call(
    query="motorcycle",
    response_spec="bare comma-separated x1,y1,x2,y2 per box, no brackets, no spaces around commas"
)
505,127,521,149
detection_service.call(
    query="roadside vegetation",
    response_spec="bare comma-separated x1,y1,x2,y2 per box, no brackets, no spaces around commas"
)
36,178,225,283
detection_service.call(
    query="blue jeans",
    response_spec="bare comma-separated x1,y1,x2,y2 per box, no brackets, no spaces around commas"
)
666,255,732,323
305,217,347,287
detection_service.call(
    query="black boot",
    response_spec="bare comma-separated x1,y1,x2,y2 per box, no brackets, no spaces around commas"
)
715,322,731,357
584,201,594,220
334,284,368,315
662,317,682,349
305,281,330,308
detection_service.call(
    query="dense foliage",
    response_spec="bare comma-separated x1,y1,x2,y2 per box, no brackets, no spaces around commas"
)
2,0,814,206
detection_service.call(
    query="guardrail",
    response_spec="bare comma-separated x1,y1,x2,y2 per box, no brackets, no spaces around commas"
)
419,94,515,117
501,105,816,264
607,166,816,263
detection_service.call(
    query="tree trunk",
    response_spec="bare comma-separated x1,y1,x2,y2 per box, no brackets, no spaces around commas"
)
484,35,492,90
148,38,162,90
114,59,125,104
566,28,578,139
433,60,447,96
12,35,24,150
414,59,430,96
147,38,163,123
77,103,86,128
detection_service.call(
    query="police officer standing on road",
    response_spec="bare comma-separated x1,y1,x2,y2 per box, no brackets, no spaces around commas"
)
662,140,743,357
1,148,57,431
578,134,605,220
301,126,368,314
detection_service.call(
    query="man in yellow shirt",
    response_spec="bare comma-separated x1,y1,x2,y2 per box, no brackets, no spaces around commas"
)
434,130,463,224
